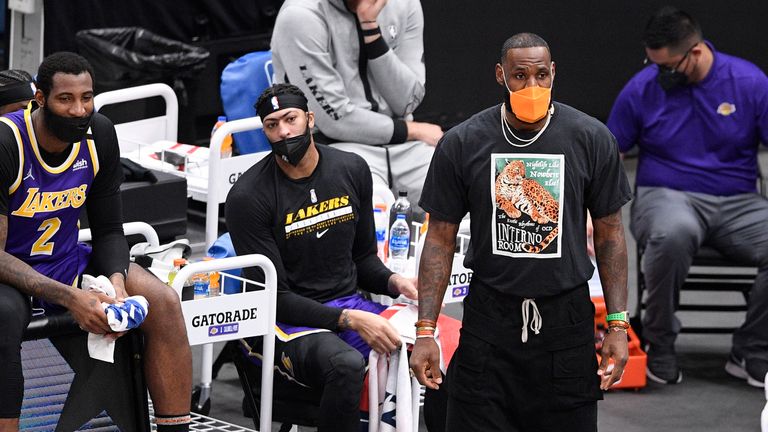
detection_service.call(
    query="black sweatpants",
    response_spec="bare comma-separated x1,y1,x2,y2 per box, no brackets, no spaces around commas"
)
0,283,32,418
245,331,366,432
445,284,602,432
245,331,449,432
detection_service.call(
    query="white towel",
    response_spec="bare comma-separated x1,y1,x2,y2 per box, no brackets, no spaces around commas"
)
368,303,424,432
80,274,149,363
369,344,417,432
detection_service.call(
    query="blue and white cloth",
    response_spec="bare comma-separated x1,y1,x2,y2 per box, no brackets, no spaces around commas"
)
80,274,150,363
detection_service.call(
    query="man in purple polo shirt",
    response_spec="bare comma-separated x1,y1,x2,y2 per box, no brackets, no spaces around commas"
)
607,6,768,387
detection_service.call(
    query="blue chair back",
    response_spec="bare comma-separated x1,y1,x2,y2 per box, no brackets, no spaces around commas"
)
207,233,243,294
220,51,274,154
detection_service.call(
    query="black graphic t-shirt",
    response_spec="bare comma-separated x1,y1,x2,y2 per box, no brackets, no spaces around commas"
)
421,102,632,297
226,144,394,330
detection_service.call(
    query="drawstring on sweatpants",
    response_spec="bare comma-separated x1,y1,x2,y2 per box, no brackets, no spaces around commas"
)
521,298,542,343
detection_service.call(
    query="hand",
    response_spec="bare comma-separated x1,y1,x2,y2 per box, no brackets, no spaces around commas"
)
597,331,629,390
406,121,444,147
346,309,401,354
353,0,388,23
109,272,128,302
69,289,112,335
388,273,418,300
410,337,442,389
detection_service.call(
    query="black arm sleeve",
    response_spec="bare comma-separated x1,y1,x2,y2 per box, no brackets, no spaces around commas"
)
225,178,344,330
85,114,129,278
351,161,394,295
0,125,19,215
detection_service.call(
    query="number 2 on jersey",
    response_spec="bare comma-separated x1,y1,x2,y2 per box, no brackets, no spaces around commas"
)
31,217,61,256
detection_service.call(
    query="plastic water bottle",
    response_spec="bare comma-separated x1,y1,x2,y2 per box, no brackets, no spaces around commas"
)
167,258,187,287
389,190,412,229
209,271,221,297
212,116,233,158
389,214,410,274
193,271,210,299
374,207,388,263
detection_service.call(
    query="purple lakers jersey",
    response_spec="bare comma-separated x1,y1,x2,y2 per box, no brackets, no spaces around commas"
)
3,106,96,286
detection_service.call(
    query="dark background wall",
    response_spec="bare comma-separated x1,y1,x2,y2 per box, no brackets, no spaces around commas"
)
415,0,768,126
31,0,768,140
42,0,282,145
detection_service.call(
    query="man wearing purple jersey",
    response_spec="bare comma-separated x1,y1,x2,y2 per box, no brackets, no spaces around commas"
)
0,52,192,432
607,7,768,387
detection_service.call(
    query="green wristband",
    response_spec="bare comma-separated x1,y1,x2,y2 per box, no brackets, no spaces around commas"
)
606,311,629,323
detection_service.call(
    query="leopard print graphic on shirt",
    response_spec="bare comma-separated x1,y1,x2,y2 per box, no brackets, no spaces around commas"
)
495,159,559,253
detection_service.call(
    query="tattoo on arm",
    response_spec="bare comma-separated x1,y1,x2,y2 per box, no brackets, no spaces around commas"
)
592,210,629,313
338,309,352,330
0,214,75,308
418,219,459,321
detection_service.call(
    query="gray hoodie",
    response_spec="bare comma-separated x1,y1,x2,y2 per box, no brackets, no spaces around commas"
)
271,0,426,145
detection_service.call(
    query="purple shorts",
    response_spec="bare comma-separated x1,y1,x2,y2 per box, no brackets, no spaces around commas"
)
276,293,387,359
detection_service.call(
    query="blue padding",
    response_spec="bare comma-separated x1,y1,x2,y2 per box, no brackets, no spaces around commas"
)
220,51,274,154
207,233,243,294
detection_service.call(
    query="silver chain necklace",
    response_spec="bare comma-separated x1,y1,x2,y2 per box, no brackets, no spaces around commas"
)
500,103,554,148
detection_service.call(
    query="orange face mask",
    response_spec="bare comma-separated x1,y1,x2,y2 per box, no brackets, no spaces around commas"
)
503,68,553,123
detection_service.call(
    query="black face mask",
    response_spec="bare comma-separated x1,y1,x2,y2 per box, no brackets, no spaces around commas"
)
269,122,312,166
43,104,93,143
657,69,688,91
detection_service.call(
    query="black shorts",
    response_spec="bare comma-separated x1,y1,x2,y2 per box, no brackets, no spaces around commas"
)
0,283,32,418
445,284,602,432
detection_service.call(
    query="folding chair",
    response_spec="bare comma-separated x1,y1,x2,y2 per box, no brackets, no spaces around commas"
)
170,254,278,432
633,169,766,337
19,222,159,431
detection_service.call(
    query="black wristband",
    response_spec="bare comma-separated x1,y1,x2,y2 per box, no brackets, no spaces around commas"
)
389,119,408,144
361,27,381,37
364,35,389,59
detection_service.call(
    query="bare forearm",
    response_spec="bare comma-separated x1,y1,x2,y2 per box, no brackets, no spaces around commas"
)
0,251,76,308
418,220,458,321
0,215,75,307
593,210,628,313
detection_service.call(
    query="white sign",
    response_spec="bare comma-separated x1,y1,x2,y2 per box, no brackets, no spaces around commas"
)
181,290,270,346
443,255,472,303
213,151,269,202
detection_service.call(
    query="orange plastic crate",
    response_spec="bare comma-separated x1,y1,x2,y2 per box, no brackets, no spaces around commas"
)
592,297,647,389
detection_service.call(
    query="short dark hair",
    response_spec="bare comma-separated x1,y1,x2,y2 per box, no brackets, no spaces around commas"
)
500,33,551,62
255,83,307,110
0,69,33,87
36,52,95,96
643,6,702,53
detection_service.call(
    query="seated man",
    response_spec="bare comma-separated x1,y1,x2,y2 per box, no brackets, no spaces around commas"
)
0,52,192,432
0,69,35,114
226,83,418,432
607,7,768,386
271,0,444,217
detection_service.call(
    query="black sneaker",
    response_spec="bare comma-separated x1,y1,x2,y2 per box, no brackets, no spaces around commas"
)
725,353,768,388
645,344,683,384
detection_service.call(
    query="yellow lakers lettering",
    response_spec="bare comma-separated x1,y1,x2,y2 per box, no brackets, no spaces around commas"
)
11,185,88,218
285,195,349,225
